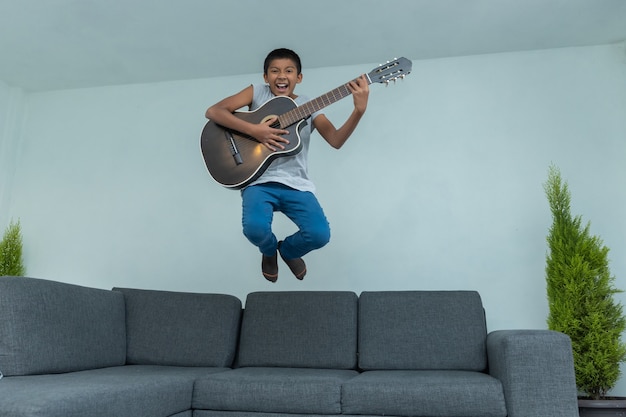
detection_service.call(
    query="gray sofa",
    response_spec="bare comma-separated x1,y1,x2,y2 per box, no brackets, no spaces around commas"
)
0,276,579,417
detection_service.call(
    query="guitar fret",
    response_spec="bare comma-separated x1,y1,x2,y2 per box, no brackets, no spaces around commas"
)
279,83,355,129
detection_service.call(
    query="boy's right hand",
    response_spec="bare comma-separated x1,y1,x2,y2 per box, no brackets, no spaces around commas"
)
253,116,290,151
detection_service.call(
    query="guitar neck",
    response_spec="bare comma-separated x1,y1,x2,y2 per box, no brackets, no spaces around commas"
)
278,76,371,128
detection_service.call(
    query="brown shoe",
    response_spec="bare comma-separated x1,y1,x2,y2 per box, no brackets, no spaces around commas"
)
261,253,278,283
278,241,306,280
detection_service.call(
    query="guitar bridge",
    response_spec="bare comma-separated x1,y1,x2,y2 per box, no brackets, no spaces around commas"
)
225,130,243,165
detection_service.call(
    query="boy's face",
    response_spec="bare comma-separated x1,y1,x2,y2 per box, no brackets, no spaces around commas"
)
263,58,302,98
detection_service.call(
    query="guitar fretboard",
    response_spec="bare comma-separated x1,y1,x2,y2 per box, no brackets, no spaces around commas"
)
278,78,368,128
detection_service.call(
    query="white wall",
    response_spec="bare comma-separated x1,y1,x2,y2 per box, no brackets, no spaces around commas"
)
0,80,10,227
0,80,25,228
6,43,626,393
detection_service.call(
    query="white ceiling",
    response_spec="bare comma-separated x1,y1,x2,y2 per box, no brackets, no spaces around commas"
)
1,0,626,92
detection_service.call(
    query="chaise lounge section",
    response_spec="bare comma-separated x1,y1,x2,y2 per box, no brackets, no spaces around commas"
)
0,276,579,417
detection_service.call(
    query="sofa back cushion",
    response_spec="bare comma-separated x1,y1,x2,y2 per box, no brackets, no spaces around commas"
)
237,291,358,369
113,287,242,367
358,291,487,371
0,276,126,376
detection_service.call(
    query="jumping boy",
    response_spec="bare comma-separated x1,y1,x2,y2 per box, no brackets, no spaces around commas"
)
205,48,369,282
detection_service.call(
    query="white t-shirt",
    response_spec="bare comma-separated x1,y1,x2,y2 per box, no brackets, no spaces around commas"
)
246,84,323,193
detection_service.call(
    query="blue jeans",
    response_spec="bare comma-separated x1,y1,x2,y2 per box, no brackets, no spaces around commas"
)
241,183,330,259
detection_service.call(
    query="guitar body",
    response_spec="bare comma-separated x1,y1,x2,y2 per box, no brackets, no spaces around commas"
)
200,96,305,190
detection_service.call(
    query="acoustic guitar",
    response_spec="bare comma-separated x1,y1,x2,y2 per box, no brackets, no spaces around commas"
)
200,57,412,189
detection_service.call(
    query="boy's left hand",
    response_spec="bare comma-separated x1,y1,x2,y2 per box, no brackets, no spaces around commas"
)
347,74,369,114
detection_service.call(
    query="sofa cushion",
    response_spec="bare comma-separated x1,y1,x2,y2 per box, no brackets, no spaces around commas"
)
341,370,507,417
113,288,242,367
236,291,358,369
0,276,126,376
193,367,358,414
358,291,487,370
0,365,228,417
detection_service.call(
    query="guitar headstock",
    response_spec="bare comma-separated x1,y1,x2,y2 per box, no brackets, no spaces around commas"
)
367,57,412,85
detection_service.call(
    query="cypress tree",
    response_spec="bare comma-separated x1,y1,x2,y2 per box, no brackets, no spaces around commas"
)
0,220,26,276
544,165,626,399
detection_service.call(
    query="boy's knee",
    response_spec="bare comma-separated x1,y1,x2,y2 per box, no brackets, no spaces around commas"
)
242,220,271,244
307,224,331,249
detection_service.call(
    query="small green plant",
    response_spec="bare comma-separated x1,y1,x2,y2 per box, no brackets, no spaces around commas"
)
544,165,626,400
0,219,26,276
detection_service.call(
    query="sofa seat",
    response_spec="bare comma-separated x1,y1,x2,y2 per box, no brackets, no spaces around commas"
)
0,365,230,417
193,367,359,414
342,369,507,417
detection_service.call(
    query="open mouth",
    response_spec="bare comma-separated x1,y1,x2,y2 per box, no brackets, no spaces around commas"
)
276,83,288,93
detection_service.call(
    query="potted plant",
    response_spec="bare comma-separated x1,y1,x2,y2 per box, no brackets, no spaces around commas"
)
0,219,26,276
544,165,626,416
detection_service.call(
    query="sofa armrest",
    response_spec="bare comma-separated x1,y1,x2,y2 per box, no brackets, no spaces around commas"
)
486,330,579,417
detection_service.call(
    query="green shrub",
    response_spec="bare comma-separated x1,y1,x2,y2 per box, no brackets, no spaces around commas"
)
544,165,626,399
0,220,26,276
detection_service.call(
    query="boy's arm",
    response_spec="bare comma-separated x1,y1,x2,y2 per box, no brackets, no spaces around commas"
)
314,74,369,149
205,85,289,151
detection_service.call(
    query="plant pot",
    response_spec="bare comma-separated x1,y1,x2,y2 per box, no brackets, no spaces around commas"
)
578,397,626,416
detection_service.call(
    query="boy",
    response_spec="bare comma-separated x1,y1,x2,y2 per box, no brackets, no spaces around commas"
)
205,48,369,282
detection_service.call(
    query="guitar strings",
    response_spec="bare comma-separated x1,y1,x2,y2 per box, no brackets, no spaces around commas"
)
279,83,353,128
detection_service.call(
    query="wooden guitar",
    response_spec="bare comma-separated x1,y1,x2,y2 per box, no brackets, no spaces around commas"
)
200,57,412,189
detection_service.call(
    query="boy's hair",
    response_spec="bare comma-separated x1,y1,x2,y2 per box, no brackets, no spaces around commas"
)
263,48,302,75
